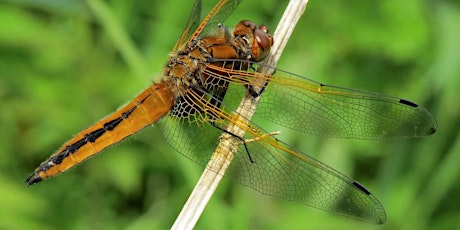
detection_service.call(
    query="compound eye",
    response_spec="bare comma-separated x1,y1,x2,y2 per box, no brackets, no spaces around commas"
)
233,20,274,61
259,25,269,34
253,26,273,61
241,20,257,29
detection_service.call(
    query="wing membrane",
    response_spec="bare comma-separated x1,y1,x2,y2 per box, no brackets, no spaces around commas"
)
161,86,386,224
187,0,243,44
232,125,386,224
174,0,243,51
173,0,201,51
205,60,438,139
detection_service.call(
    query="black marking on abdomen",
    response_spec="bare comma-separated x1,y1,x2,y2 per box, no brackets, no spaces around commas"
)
352,181,371,195
399,99,418,108
25,95,151,186
68,139,87,153
36,94,150,172
85,129,104,142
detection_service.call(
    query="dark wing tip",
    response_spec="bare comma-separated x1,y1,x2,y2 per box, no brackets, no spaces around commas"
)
399,99,419,108
352,181,371,195
25,173,43,186
351,181,387,224
376,217,387,225
399,98,438,137
427,126,437,135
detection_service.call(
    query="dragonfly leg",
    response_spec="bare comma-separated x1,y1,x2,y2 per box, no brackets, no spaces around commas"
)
247,79,269,98
209,122,255,164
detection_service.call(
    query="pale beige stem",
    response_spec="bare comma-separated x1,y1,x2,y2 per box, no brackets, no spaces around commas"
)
172,1,309,229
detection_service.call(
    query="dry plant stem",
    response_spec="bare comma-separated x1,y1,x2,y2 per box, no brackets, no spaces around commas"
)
172,0,309,229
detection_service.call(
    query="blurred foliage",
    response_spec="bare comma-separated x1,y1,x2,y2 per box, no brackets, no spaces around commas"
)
0,0,459,229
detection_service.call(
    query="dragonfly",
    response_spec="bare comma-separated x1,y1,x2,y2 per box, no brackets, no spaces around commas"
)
26,0,437,224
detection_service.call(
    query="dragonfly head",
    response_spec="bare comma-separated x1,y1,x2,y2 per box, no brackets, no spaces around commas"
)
233,20,273,62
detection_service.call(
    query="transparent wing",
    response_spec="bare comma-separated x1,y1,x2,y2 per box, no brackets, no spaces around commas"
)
205,60,438,139
231,124,387,224
173,0,201,51
160,86,386,224
197,0,243,39
174,0,244,51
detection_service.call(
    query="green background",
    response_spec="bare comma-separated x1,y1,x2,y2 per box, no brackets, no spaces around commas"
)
0,0,458,229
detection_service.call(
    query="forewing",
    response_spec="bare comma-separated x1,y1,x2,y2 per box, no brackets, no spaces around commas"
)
259,68,437,139
173,0,201,51
205,60,438,139
174,0,244,52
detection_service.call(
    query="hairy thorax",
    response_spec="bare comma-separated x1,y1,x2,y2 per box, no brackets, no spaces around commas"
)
161,20,273,99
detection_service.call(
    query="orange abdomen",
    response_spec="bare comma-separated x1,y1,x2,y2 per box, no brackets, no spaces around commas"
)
26,83,175,185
